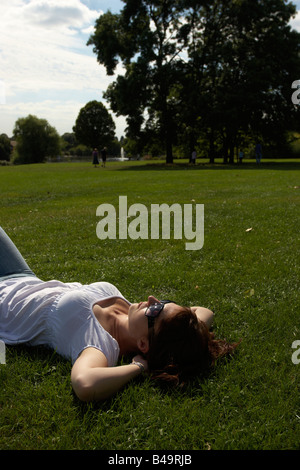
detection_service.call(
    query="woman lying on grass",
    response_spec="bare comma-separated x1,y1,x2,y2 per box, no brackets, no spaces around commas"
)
0,227,239,401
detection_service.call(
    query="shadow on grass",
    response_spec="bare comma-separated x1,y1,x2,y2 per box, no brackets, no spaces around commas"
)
74,364,220,416
117,160,300,172
6,344,70,367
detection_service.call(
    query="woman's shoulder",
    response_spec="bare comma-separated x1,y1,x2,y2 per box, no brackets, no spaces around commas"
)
87,281,130,303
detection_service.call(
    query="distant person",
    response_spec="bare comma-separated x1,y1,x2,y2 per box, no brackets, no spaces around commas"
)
0,227,240,402
101,147,107,167
255,143,262,165
239,151,244,164
191,149,197,165
92,148,99,167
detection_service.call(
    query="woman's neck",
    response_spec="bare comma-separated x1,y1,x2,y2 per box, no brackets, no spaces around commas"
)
114,313,137,356
93,300,138,356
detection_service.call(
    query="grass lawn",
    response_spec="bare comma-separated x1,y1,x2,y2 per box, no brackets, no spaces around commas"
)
0,158,299,450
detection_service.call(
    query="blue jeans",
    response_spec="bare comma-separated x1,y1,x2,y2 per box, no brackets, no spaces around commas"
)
0,227,36,281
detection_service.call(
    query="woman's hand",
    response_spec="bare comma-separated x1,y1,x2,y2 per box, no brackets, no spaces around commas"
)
132,354,149,372
191,306,214,328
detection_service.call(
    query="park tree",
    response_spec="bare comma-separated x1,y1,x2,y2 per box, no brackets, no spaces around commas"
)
13,115,60,164
88,0,300,163
176,0,300,162
61,132,78,151
87,1,187,163
0,134,11,161
73,101,115,150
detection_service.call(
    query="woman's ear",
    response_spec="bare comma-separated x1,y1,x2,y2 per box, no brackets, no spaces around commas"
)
137,336,149,354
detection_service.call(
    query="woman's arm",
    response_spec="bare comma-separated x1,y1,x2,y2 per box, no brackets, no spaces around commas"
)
71,348,148,402
191,306,214,328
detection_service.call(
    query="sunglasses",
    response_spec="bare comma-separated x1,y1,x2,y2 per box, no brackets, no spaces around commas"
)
144,300,176,330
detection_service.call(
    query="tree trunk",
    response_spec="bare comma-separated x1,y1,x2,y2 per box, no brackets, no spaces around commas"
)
209,131,215,164
229,142,234,164
223,142,228,164
165,138,173,164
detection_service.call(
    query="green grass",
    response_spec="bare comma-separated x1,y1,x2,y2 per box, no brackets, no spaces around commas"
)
0,159,299,450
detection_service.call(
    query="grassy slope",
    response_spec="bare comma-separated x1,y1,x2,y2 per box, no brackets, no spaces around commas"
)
0,160,299,450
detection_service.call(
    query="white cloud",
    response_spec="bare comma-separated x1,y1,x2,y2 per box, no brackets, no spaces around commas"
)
290,10,300,32
0,0,104,96
22,0,99,29
0,0,126,137
2,98,127,138
82,25,96,35
0,80,5,105
2,99,83,134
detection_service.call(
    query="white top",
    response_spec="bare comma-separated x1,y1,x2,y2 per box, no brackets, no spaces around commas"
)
0,277,131,365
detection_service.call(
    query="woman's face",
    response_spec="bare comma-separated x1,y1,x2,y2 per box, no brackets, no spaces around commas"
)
128,296,181,344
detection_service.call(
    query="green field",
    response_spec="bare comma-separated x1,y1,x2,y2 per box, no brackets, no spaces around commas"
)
0,159,299,450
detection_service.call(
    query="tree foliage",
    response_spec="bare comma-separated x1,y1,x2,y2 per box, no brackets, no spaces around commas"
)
88,0,185,163
179,0,300,162
73,101,116,150
0,134,11,161
88,0,300,162
13,115,60,164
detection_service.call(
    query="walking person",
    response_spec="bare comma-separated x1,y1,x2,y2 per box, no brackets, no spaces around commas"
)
92,148,99,167
191,148,197,165
255,143,262,165
101,147,107,167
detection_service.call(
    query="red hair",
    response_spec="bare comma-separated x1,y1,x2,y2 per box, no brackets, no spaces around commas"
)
146,307,240,386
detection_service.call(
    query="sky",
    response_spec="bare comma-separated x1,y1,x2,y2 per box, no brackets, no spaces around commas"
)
1,0,300,140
